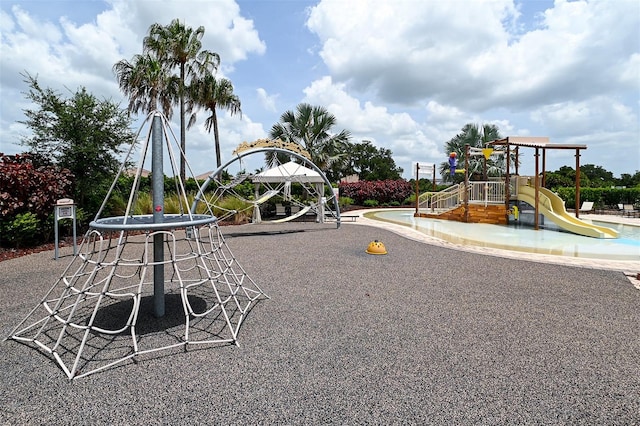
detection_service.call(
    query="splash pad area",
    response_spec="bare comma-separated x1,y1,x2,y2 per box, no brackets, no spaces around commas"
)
365,209,639,262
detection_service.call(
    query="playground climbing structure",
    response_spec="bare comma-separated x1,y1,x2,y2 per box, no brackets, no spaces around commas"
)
6,112,268,379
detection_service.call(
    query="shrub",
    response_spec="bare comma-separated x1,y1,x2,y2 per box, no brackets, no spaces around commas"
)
0,153,74,219
1,211,40,248
216,196,252,223
404,194,417,205
363,199,379,207
0,153,74,247
163,193,191,214
339,179,412,205
104,192,127,216
133,193,153,215
339,196,354,208
555,186,640,209
57,207,88,234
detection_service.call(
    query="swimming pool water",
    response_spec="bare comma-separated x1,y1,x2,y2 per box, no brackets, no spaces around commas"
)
366,209,640,261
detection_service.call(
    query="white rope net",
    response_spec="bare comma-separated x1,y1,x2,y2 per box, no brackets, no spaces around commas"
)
6,112,268,379
8,221,267,379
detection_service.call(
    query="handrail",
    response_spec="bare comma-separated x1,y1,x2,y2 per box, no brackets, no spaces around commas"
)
418,184,462,212
418,181,506,213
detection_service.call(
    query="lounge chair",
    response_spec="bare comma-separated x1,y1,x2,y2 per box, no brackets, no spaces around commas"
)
621,204,637,217
578,201,594,213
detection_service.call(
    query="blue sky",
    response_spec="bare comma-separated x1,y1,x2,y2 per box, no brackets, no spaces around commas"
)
1,0,638,180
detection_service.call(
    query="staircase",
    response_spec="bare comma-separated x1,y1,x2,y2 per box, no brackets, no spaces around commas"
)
416,182,508,225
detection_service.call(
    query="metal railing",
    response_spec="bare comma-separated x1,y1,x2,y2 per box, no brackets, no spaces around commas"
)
468,181,505,206
417,180,506,213
418,184,461,211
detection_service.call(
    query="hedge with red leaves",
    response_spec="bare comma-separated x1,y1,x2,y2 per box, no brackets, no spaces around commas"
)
0,153,74,219
338,179,412,205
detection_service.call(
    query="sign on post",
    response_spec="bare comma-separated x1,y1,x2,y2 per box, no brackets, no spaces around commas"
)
54,198,77,260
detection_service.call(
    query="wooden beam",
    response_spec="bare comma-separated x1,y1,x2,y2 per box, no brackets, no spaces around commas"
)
534,147,540,231
575,148,581,219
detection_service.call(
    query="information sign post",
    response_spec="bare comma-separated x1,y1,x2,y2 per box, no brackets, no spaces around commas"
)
54,198,77,260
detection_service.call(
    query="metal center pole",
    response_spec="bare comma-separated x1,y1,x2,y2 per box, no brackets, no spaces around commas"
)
152,113,165,318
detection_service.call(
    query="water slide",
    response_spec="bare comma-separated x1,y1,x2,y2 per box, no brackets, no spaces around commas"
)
516,186,618,239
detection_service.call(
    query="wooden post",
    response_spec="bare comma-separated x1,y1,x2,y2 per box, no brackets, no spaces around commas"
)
432,164,436,192
483,155,487,181
464,144,469,222
542,148,547,188
534,147,540,231
415,163,420,215
505,140,511,217
575,148,581,219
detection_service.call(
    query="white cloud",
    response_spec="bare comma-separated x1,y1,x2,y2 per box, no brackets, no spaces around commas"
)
303,0,639,176
307,0,517,106
307,0,638,111
531,97,638,137
302,76,441,174
619,53,640,87
0,0,637,179
104,0,266,70
0,0,268,175
256,88,277,113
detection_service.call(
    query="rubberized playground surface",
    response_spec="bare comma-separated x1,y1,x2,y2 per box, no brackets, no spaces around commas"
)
1,221,638,424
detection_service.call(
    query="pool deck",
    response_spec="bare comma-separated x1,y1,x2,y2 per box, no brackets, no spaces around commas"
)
347,209,640,288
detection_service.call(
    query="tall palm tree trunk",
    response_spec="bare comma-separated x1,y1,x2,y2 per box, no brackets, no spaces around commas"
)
212,108,221,168
179,62,186,183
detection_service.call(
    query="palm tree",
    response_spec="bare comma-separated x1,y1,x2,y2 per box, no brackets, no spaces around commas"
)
187,74,241,169
268,103,351,173
439,123,503,182
144,19,220,182
113,52,176,117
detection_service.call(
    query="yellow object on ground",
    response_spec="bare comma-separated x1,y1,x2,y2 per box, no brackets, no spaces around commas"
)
366,240,388,255
509,205,519,220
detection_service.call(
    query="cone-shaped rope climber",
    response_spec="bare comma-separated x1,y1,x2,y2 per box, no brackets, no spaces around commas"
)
5,112,268,379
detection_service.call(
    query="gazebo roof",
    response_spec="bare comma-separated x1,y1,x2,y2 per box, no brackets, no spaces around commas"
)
252,161,324,183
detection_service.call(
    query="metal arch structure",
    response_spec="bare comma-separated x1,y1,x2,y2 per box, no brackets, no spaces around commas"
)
191,145,342,228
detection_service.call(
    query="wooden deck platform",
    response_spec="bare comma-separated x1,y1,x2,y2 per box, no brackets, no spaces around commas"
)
415,204,508,225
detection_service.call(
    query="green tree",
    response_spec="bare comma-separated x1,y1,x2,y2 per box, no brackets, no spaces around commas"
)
343,140,403,181
439,123,503,182
579,164,615,187
145,20,220,183
618,171,640,188
544,171,574,189
187,74,241,170
269,103,351,175
19,73,134,215
546,165,591,188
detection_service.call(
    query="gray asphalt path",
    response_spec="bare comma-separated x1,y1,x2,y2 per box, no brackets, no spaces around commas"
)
1,222,638,425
